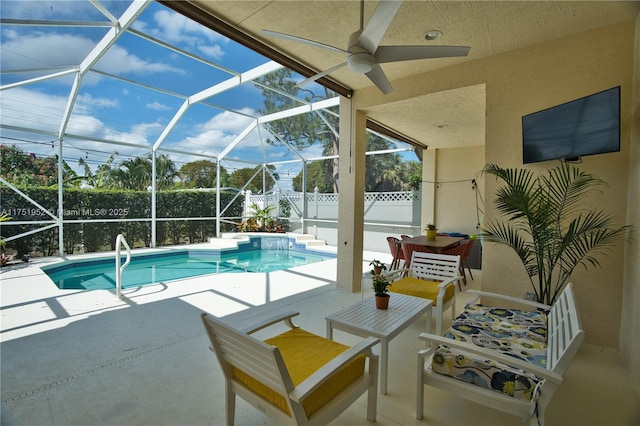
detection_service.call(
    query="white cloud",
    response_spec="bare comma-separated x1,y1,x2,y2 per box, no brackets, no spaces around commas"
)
1,31,94,69
0,87,69,132
0,86,158,152
103,121,164,146
199,109,256,134
198,45,225,60
136,9,227,61
151,10,226,44
96,44,183,75
1,30,183,78
76,93,120,112
162,109,263,159
66,113,110,138
146,102,172,111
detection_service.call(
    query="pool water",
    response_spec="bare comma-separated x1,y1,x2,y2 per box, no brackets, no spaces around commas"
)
44,249,333,290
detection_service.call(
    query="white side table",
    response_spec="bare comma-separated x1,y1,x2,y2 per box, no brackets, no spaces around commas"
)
325,294,432,394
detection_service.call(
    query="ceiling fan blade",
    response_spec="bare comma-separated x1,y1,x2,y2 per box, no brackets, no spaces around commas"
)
365,64,393,94
358,0,403,53
375,45,471,63
296,62,348,88
260,29,347,54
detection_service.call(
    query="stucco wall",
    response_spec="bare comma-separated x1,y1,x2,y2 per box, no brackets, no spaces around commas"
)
356,21,636,350
433,145,485,237
621,12,640,393
481,22,633,348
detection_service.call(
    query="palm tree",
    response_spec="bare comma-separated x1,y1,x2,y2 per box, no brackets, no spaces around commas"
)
482,163,628,305
106,154,177,191
113,156,152,190
154,154,178,190
78,151,119,188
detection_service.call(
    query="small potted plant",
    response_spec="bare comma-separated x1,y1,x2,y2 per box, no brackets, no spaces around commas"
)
369,259,387,276
425,223,437,240
371,271,391,309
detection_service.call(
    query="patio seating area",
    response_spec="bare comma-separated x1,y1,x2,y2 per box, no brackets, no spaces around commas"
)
1,247,638,425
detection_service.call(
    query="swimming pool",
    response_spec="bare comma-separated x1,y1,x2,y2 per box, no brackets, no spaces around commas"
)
43,244,335,290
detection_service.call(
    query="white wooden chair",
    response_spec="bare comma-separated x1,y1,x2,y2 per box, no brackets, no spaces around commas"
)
416,283,585,425
383,252,461,335
201,310,379,426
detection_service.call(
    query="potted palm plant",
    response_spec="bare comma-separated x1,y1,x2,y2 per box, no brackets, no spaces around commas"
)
481,163,628,305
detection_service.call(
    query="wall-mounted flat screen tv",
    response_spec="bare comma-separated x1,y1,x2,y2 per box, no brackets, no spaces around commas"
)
522,86,620,164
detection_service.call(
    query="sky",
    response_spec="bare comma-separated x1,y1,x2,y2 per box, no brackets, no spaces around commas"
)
0,0,415,190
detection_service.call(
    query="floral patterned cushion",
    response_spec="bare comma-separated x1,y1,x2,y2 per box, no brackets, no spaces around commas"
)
432,346,542,400
456,304,548,344
431,303,549,401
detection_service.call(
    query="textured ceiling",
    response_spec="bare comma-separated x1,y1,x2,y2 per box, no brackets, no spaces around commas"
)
187,1,639,149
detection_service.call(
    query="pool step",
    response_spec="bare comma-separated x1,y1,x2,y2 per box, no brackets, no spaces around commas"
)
291,234,326,247
291,234,337,255
303,240,327,247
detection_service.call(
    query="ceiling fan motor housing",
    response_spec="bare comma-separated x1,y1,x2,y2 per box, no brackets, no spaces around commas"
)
348,46,375,73
347,31,375,73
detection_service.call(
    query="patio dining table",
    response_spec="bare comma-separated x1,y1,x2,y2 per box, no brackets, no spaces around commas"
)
398,235,464,253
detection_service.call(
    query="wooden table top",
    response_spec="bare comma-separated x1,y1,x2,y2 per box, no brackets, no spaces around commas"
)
398,235,464,250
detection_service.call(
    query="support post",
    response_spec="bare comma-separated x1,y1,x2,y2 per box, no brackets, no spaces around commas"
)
336,97,366,292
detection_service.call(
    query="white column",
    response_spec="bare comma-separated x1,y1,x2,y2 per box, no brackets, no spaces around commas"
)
336,97,367,292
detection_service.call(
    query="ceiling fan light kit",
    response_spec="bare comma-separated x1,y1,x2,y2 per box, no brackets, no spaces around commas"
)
261,0,470,94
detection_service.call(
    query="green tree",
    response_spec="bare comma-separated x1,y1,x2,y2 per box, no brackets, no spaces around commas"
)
111,156,151,190
292,160,334,193
1,144,78,187
229,165,278,193
365,133,402,191
1,144,33,176
102,153,177,191
255,69,340,192
289,129,421,193
179,159,229,189
155,154,179,190
403,160,422,191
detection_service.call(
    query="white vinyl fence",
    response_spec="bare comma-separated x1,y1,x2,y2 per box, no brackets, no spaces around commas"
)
245,189,422,252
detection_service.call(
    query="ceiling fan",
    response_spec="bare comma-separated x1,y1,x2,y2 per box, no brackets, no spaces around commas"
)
260,0,470,95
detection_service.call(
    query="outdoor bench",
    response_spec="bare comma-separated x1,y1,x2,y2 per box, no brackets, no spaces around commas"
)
417,283,585,426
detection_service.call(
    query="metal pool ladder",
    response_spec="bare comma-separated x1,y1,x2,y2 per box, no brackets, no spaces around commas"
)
115,234,131,300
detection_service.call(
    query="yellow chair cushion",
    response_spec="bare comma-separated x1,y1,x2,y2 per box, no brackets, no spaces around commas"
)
233,328,365,418
389,277,454,306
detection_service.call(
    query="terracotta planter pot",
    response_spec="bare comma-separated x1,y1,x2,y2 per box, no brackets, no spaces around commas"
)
373,266,383,275
375,294,390,310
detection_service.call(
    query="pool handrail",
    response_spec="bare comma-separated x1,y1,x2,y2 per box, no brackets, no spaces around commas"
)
115,234,131,300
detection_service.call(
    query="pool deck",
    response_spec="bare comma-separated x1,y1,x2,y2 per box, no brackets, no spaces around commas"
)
1,243,639,425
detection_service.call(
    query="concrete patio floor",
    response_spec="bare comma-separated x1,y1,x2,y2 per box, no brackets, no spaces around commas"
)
1,246,639,425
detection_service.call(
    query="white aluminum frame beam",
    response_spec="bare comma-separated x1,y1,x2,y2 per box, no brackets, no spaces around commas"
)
0,68,78,91
152,60,283,152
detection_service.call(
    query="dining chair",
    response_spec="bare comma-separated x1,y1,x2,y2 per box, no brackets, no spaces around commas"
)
383,252,461,334
386,236,404,270
400,234,412,240
441,239,475,288
401,243,436,269
461,239,475,281
202,311,379,426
